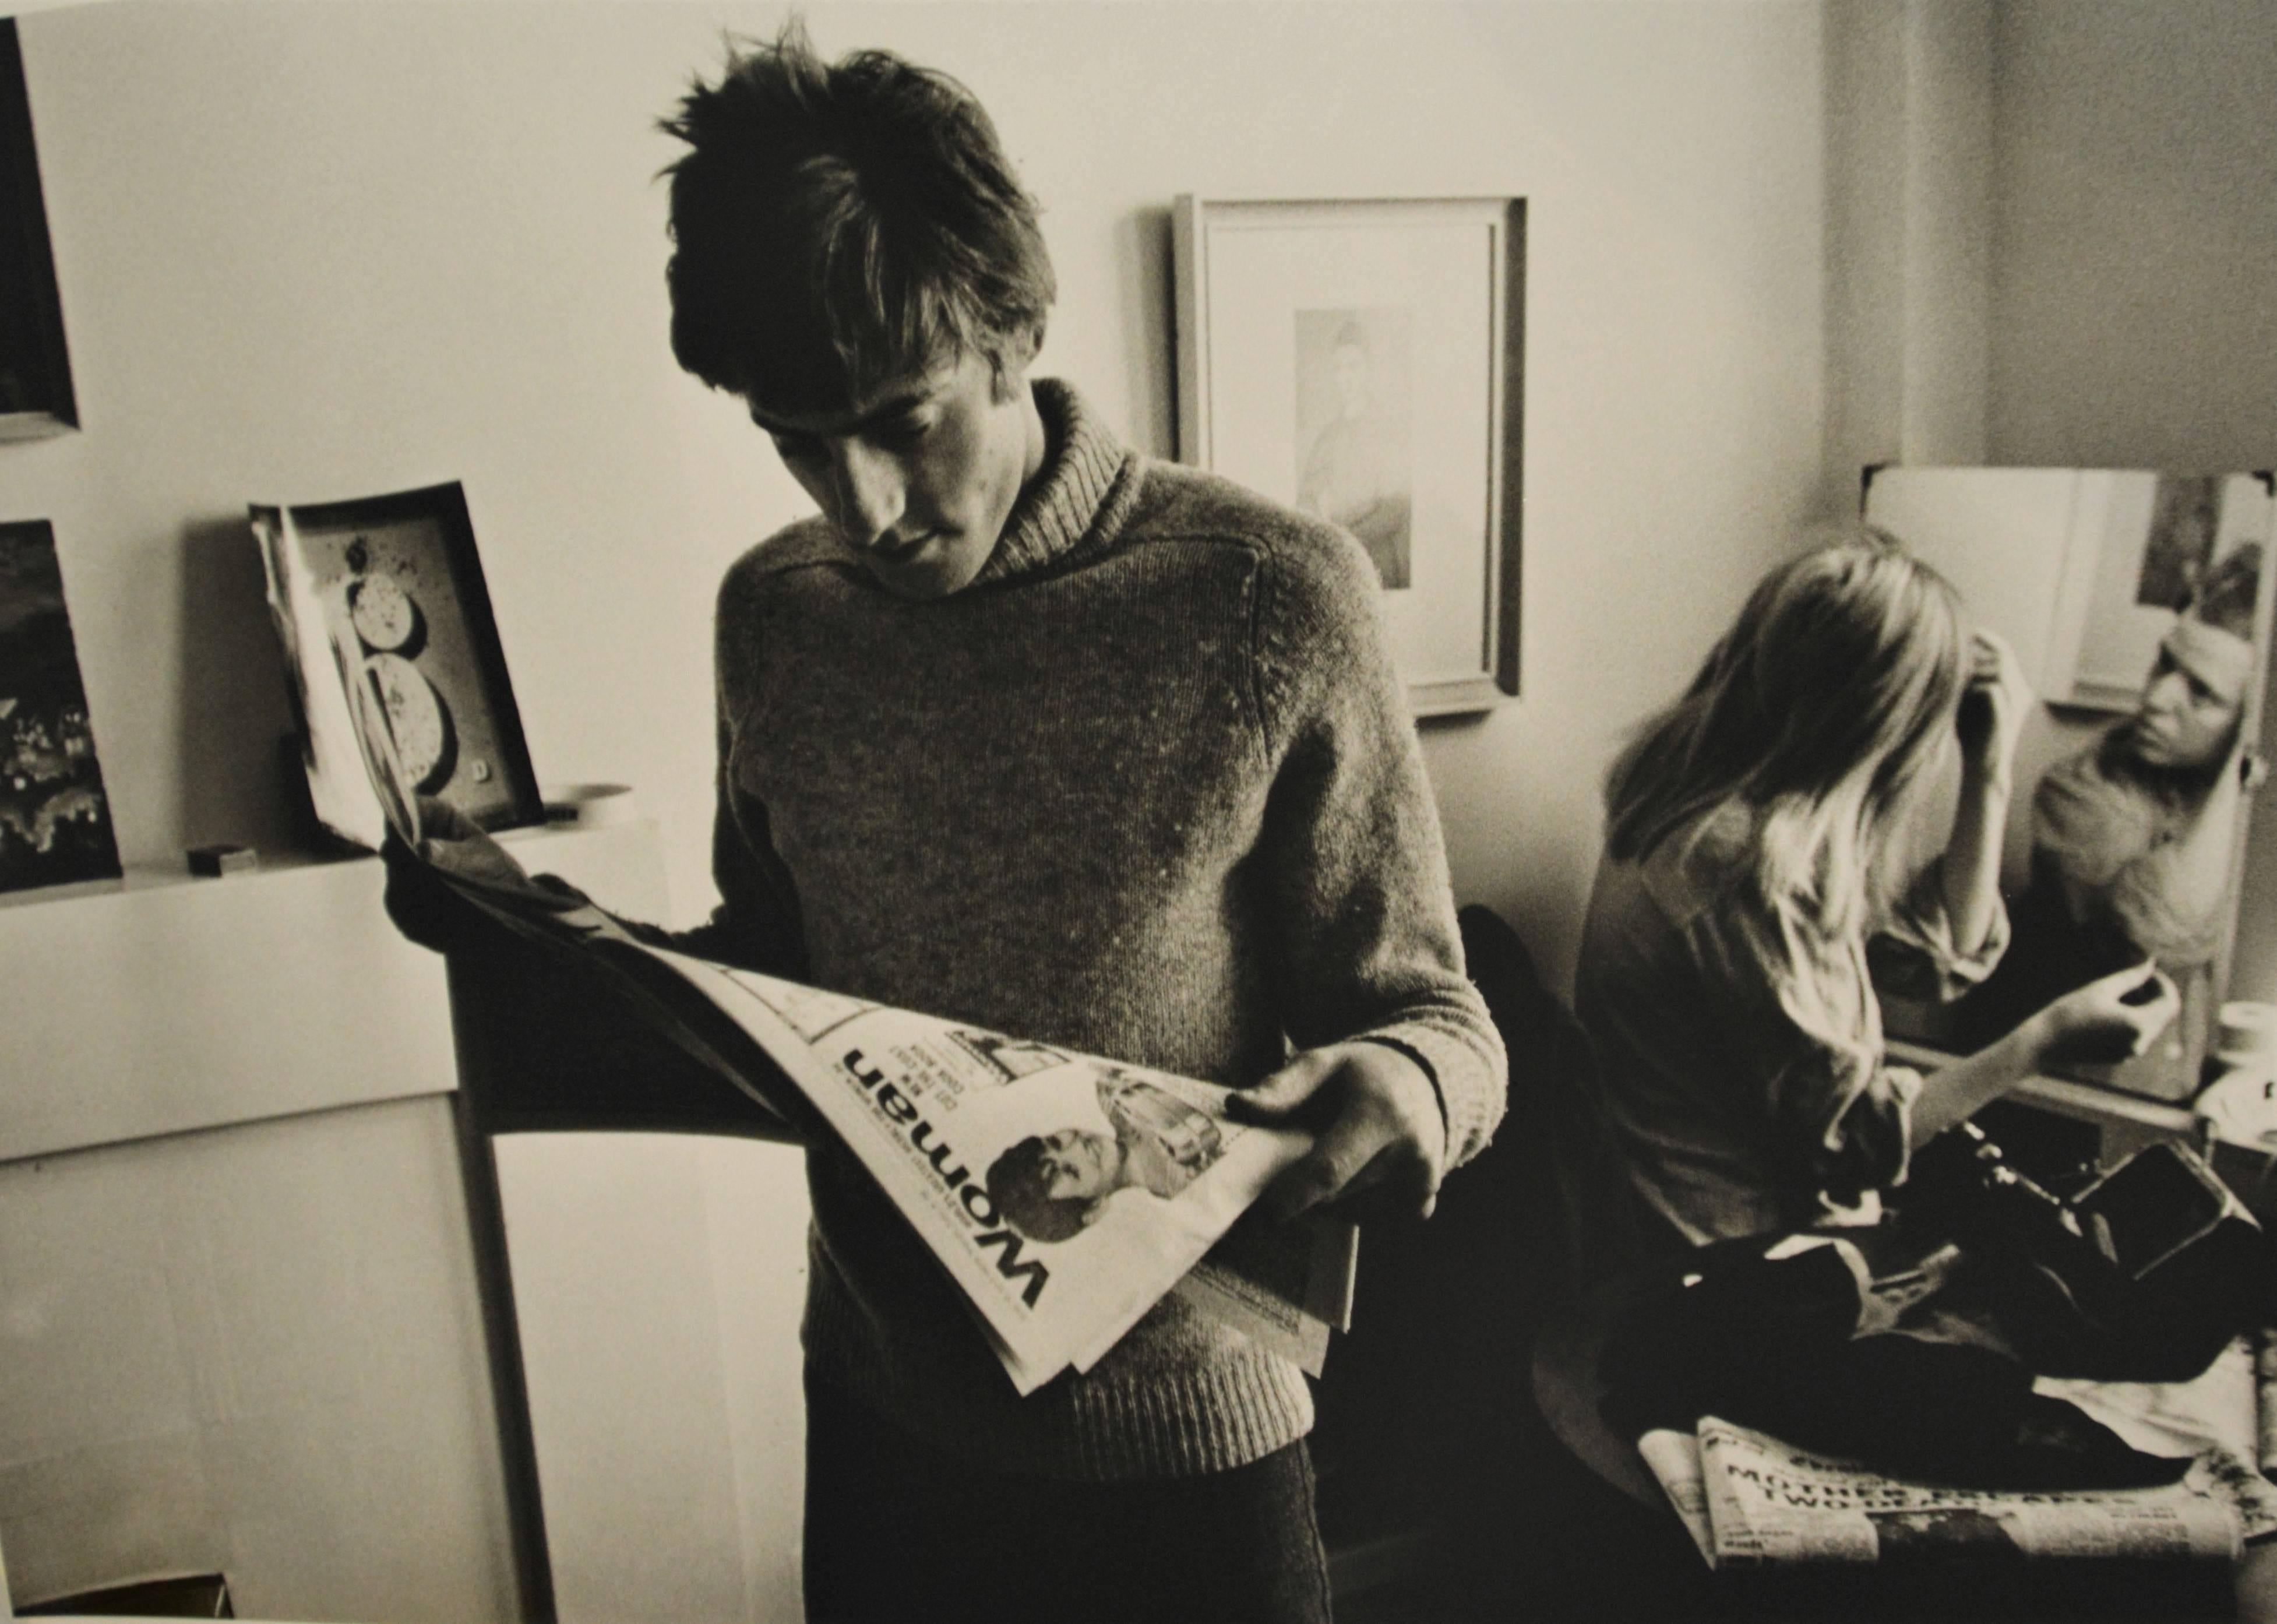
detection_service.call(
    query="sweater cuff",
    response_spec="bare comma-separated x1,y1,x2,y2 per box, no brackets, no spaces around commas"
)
1352,1022,1505,1169
1349,1034,1449,1137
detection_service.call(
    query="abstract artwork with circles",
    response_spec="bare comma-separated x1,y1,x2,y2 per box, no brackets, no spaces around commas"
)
251,481,542,850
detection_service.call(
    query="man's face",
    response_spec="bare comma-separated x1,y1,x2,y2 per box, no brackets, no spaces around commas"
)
2128,643,2244,771
1038,1128,1120,1203
748,344,1035,600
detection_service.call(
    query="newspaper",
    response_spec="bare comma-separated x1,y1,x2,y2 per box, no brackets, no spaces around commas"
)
294,563,1355,1392
1180,1209,1359,1376
1637,1428,1716,1565
252,505,392,852
597,942,1332,1392
1637,1416,2243,1570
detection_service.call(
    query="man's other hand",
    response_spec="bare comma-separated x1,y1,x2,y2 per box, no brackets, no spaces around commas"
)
1229,1041,1447,1223
381,796,581,952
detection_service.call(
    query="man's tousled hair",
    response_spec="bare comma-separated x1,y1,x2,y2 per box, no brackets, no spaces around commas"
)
658,21,1056,410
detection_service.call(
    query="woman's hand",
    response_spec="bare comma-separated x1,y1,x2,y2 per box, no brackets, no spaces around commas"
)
1956,626,2033,785
2028,961,2181,1070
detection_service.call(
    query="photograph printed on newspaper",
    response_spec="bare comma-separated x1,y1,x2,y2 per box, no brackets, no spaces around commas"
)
302,556,1355,1393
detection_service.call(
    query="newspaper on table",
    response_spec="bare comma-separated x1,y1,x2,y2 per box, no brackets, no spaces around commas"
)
2039,1332,2277,1546
1637,1415,2244,1571
312,574,1353,1393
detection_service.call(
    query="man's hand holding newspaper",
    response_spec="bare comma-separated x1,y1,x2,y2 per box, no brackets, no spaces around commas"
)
331,587,1356,1394
380,797,590,946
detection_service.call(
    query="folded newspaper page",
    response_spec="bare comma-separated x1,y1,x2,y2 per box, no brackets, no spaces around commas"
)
615,946,1327,1392
1683,1415,2240,1569
2039,1333,2277,1545
1637,1429,1716,1566
253,505,393,852
1180,1209,1359,1377
305,569,1355,1391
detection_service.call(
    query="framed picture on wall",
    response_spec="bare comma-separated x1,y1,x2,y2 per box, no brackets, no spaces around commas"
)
252,481,543,851
1173,195,1524,716
0,19,77,441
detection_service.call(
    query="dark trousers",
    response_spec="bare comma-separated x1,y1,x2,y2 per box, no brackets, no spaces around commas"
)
803,1378,1334,1624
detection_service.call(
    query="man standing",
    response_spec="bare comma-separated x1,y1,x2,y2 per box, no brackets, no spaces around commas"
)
653,29,1502,1622
408,24,1504,1623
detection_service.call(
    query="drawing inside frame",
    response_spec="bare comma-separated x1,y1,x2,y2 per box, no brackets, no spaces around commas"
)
1174,195,1523,716
1863,466,2275,1104
0,518,119,894
252,481,544,852
0,19,77,441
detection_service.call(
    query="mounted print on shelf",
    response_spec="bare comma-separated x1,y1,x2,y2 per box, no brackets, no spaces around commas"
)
0,519,119,893
252,481,542,852
0,20,77,441
1173,195,1524,716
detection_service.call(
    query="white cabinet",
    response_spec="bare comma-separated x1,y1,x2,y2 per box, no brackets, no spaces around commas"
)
0,819,812,1623
0,847,511,1619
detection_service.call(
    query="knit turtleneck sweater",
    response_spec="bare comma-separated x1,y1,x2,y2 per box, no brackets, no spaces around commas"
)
702,379,1505,1480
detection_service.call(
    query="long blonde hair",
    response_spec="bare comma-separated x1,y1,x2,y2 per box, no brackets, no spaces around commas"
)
1605,533,1966,938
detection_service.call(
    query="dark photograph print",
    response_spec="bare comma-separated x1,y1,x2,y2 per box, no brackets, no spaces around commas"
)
0,19,77,439
0,519,119,893
1295,305,1414,590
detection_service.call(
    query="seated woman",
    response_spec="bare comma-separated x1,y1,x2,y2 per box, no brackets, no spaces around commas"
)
1573,534,2180,1255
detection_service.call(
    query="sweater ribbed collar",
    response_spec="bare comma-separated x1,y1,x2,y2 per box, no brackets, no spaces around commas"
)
970,378,1140,587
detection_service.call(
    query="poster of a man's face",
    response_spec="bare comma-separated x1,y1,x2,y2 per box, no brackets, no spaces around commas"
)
1294,307,1413,590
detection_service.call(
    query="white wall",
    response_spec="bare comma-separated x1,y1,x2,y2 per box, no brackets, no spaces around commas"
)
1821,0,1993,498
6,0,1831,989
1987,0,2277,474
1984,0,2277,1002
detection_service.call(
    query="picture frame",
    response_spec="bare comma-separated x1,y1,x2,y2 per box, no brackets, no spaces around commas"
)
1173,195,1524,716
251,481,543,851
0,19,77,442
